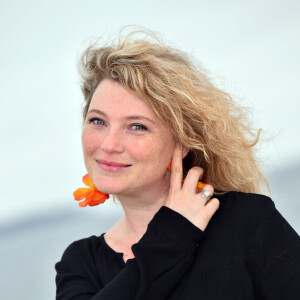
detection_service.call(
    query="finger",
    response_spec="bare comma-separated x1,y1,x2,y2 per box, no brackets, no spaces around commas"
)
197,184,214,204
169,143,183,191
182,167,203,194
205,197,220,215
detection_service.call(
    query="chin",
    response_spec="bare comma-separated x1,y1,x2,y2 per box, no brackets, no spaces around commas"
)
94,179,124,195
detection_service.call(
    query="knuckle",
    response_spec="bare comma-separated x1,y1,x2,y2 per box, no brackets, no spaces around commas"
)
173,166,182,174
181,189,189,199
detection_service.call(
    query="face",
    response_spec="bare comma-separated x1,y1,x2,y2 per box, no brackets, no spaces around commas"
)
82,79,176,197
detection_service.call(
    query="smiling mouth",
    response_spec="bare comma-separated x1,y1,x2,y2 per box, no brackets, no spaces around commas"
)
96,160,131,172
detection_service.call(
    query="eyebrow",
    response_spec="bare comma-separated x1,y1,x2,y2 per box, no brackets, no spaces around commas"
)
87,109,156,124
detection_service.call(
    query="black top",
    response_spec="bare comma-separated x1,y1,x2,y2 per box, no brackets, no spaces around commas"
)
55,192,300,299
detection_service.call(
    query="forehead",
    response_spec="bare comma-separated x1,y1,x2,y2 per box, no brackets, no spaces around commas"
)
89,79,158,120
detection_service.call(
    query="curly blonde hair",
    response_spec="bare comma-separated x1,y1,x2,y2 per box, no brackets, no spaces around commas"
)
78,29,268,194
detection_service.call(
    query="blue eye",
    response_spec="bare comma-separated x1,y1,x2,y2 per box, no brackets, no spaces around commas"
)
131,124,147,130
89,118,105,126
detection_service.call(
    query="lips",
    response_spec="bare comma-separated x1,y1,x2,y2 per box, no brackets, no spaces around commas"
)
96,159,131,172
97,160,130,167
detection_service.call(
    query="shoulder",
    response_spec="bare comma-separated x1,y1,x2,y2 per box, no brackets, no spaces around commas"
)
219,191,273,209
218,191,297,230
62,235,102,257
215,191,299,247
56,235,103,272
216,191,274,221
208,191,284,240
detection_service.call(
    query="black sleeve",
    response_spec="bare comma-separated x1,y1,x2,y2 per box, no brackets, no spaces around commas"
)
257,198,300,299
55,206,204,300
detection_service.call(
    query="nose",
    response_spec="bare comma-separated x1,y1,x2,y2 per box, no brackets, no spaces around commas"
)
100,128,125,154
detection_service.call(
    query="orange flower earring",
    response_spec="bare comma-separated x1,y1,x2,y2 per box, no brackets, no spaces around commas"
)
167,160,206,191
73,174,109,207
73,163,207,207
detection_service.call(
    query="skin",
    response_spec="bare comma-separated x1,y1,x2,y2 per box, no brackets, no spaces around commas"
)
82,79,219,262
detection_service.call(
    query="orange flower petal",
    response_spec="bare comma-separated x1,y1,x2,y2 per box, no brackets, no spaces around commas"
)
82,174,94,187
73,188,94,200
79,193,109,207
78,198,92,207
167,160,172,171
197,181,206,191
73,174,110,207
88,198,107,206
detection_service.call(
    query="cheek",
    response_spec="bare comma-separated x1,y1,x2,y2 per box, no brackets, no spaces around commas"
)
126,138,152,162
129,136,175,169
81,128,99,156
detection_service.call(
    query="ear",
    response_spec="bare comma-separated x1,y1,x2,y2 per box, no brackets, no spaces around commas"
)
182,147,189,159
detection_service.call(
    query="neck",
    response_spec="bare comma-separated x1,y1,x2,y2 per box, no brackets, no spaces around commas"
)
117,172,170,244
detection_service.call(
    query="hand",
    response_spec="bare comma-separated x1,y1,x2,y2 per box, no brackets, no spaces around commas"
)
165,144,219,231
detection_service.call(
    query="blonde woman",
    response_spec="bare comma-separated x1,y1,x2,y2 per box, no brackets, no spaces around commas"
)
55,30,300,299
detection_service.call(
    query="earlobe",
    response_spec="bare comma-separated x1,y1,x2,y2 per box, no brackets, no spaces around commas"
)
183,147,189,159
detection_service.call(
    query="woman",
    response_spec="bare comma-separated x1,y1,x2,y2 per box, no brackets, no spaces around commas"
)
55,30,300,299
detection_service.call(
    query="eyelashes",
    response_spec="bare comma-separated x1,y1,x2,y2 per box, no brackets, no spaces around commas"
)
131,124,148,131
89,118,105,126
88,118,148,131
